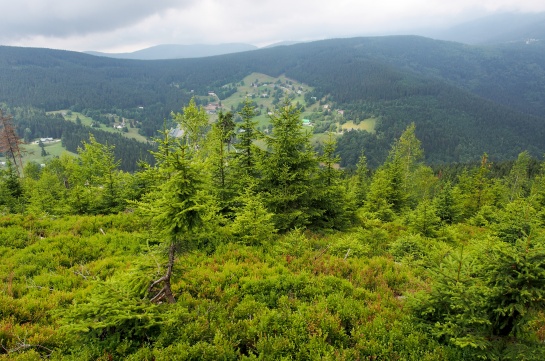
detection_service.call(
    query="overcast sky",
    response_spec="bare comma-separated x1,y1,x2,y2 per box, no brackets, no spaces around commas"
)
2,0,545,53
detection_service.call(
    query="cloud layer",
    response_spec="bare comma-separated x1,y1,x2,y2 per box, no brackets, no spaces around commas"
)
2,0,545,52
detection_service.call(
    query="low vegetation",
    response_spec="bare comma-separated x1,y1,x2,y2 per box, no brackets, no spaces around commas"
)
1,99,545,359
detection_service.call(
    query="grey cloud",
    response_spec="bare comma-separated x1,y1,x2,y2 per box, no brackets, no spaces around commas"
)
0,0,193,39
4,0,545,52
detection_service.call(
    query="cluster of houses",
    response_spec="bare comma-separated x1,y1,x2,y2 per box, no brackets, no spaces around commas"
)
114,118,127,130
205,103,221,114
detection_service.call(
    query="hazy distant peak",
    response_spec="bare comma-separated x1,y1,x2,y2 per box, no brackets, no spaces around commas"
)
262,41,303,48
423,11,545,45
85,43,258,60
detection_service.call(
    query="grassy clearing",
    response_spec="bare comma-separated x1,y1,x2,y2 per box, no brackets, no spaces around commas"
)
23,139,75,164
220,73,318,122
310,132,338,147
210,72,324,133
0,140,76,168
216,73,375,144
48,110,148,143
341,118,377,133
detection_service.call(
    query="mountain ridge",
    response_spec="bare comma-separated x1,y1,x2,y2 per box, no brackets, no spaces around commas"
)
422,12,545,45
2,35,545,165
85,43,258,60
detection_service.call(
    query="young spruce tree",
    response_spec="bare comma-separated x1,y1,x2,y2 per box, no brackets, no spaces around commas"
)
259,99,318,231
139,128,205,303
205,111,237,216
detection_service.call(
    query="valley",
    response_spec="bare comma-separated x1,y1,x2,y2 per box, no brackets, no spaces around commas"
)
2,36,545,168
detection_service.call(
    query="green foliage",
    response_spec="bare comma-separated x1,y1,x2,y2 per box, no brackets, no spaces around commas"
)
0,213,147,359
364,123,434,220
0,161,24,214
60,270,164,356
136,126,212,304
328,232,371,259
24,158,70,216
271,229,312,257
204,111,238,216
77,134,125,213
235,98,260,178
434,181,463,225
411,236,545,359
141,129,205,239
22,135,134,216
365,157,407,220
506,151,532,201
4,98,545,359
455,154,506,220
352,150,370,206
407,199,441,237
231,188,276,246
530,159,545,209
171,97,209,150
389,233,428,262
410,246,494,355
484,238,545,338
493,200,539,243
258,99,319,231
311,132,354,230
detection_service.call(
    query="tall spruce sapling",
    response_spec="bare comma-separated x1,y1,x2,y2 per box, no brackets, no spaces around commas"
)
506,151,531,202
38,139,47,157
236,98,260,177
364,158,406,220
458,153,495,218
364,123,428,219
78,134,122,213
231,184,276,245
205,111,237,216
353,149,370,206
259,98,318,231
139,128,205,303
407,199,441,237
0,160,24,212
434,181,462,225
311,131,353,230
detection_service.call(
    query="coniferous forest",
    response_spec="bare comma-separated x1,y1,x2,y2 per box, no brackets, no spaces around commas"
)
3,37,545,166
2,97,545,360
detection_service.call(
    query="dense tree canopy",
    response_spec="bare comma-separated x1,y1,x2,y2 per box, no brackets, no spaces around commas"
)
3,37,545,164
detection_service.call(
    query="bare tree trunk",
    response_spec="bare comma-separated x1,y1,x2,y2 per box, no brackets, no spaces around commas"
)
148,240,176,304
0,110,23,176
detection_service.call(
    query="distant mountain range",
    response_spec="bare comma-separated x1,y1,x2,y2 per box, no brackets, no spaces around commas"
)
85,43,258,60
262,41,303,48
82,12,545,62
422,12,545,45
85,41,304,60
3,30,545,165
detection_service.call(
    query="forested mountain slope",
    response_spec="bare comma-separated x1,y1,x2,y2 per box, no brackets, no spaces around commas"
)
2,36,545,164
329,36,545,116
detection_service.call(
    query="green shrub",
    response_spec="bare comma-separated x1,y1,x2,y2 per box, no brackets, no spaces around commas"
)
329,232,370,259
389,233,427,262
